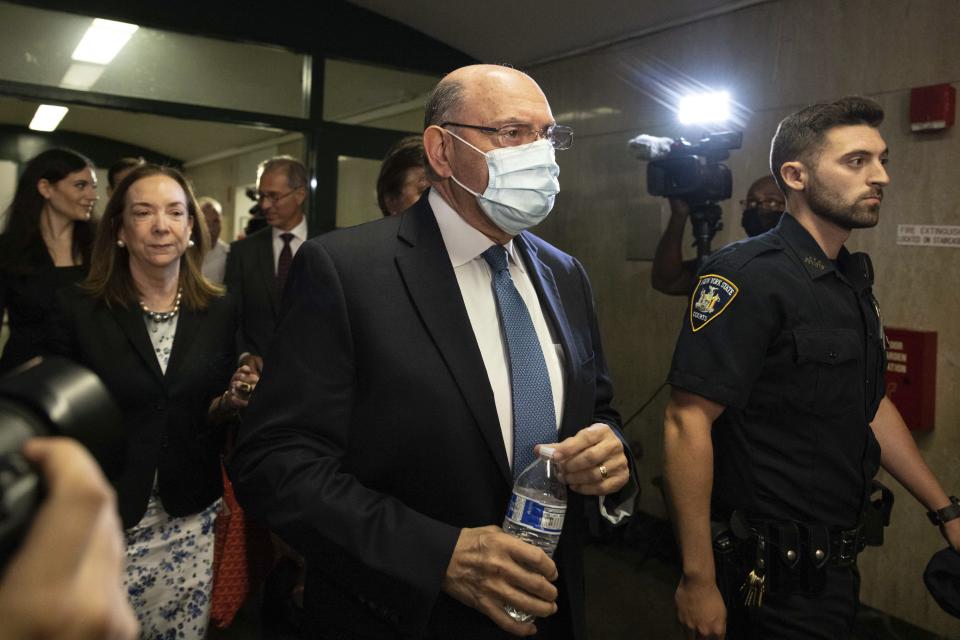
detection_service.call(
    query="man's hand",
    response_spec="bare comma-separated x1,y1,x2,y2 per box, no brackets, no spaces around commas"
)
676,574,726,639
542,423,629,496
0,437,138,640
669,198,691,217
239,353,264,376
225,364,261,410
652,198,697,295
941,516,960,553
442,525,559,637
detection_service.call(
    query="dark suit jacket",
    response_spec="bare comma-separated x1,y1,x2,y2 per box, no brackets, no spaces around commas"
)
231,195,626,639
0,252,87,375
225,226,279,357
49,287,237,528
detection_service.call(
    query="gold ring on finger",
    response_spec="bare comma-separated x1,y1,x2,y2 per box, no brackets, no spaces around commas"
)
598,464,609,480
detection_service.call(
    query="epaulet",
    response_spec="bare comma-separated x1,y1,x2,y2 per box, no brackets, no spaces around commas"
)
702,235,783,273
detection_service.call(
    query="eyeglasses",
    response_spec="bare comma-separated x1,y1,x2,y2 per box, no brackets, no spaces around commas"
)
256,188,300,204
441,122,574,150
740,198,785,212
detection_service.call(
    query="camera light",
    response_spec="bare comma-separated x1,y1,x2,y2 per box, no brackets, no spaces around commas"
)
72,19,139,65
29,105,69,132
678,91,731,125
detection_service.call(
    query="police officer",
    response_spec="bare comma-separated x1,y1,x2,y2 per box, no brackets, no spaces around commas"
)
661,96,960,639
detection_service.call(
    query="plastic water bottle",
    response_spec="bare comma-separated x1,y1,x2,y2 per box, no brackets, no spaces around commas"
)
501,446,567,623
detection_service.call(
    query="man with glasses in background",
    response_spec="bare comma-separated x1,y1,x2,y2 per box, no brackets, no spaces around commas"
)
225,155,308,373
224,155,310,637
231,64,636,639
651,175,786,295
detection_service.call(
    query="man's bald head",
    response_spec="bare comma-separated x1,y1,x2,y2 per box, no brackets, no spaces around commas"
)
747,175,778,195
423,65,545,129
744,175,786,210
422,65,551,182
421,64,556,243
741,174,786,236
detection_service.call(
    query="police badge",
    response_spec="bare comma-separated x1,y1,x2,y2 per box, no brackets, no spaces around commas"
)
690,274,739,332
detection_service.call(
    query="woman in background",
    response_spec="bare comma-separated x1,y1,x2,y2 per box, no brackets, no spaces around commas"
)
48,164,257,638
0,148,97,374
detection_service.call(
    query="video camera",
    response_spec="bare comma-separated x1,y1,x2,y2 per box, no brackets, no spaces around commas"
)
244,186,263,217
629,131,742,261
243,186,268,236
0,357,122,568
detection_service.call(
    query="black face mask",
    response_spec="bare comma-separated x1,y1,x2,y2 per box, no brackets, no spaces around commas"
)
741,208,784,237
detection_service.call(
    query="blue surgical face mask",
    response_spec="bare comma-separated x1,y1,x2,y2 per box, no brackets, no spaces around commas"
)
445,129,560,236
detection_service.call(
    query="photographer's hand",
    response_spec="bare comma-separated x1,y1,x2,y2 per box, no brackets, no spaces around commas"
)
0,438,138,640
652,198,698,296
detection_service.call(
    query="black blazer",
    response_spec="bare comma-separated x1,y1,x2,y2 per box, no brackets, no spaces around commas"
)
231,195,628,639
225,226,279,357
0,256,87,375
49,287,237,528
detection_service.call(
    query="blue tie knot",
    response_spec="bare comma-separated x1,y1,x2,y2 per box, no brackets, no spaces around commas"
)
481,245,509,273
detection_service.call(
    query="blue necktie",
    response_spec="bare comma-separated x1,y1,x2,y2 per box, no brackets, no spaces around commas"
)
481,245,556,478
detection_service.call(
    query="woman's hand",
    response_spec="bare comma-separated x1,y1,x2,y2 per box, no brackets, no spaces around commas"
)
223,364,260,410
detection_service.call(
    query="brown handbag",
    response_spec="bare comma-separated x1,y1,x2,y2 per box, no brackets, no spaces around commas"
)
209,460,274,629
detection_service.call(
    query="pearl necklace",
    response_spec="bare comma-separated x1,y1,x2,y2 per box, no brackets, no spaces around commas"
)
140,288,182,323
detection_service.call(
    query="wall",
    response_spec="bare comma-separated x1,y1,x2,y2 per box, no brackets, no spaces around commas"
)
335,155,382,228
529,0,960,634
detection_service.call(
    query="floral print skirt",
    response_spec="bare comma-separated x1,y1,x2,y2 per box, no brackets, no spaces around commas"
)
123,485,220,640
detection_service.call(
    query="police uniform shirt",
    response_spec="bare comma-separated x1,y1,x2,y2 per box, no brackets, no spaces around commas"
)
667,213,886,528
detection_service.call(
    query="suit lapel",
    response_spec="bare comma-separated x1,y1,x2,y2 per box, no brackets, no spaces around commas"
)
514,233,580,439
395,202,512,485
112,304,165,384
165,305,201,385
255,230,279,317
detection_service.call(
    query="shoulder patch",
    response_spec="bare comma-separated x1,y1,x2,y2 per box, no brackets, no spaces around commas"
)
690,274,739,332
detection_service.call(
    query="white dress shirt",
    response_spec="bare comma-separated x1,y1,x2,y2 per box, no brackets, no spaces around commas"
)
202,239,229,284
430,191,632,522
431,190,565,467
272,216,308,274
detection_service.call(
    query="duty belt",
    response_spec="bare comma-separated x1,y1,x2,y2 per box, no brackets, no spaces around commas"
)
712,482,894,608
713,513,870,607
817,522,867,568
727,511,868,566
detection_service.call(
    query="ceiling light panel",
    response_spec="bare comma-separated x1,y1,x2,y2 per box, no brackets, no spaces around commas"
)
71,18,139,65
29,105,69,132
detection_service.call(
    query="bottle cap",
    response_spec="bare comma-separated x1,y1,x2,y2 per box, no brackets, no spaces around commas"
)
539,446,556,459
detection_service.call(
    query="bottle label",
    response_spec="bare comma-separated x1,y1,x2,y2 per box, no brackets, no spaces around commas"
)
505,493,566,533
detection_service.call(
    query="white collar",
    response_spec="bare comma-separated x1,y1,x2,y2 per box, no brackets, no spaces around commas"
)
429,190,523,272
272,215,307,241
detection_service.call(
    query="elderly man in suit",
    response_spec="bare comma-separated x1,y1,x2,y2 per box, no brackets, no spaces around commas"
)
231,64,636,640
224,155,308,372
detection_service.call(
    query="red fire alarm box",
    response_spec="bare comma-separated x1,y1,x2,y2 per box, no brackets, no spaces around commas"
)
909,83,956,132
884,327,937,431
